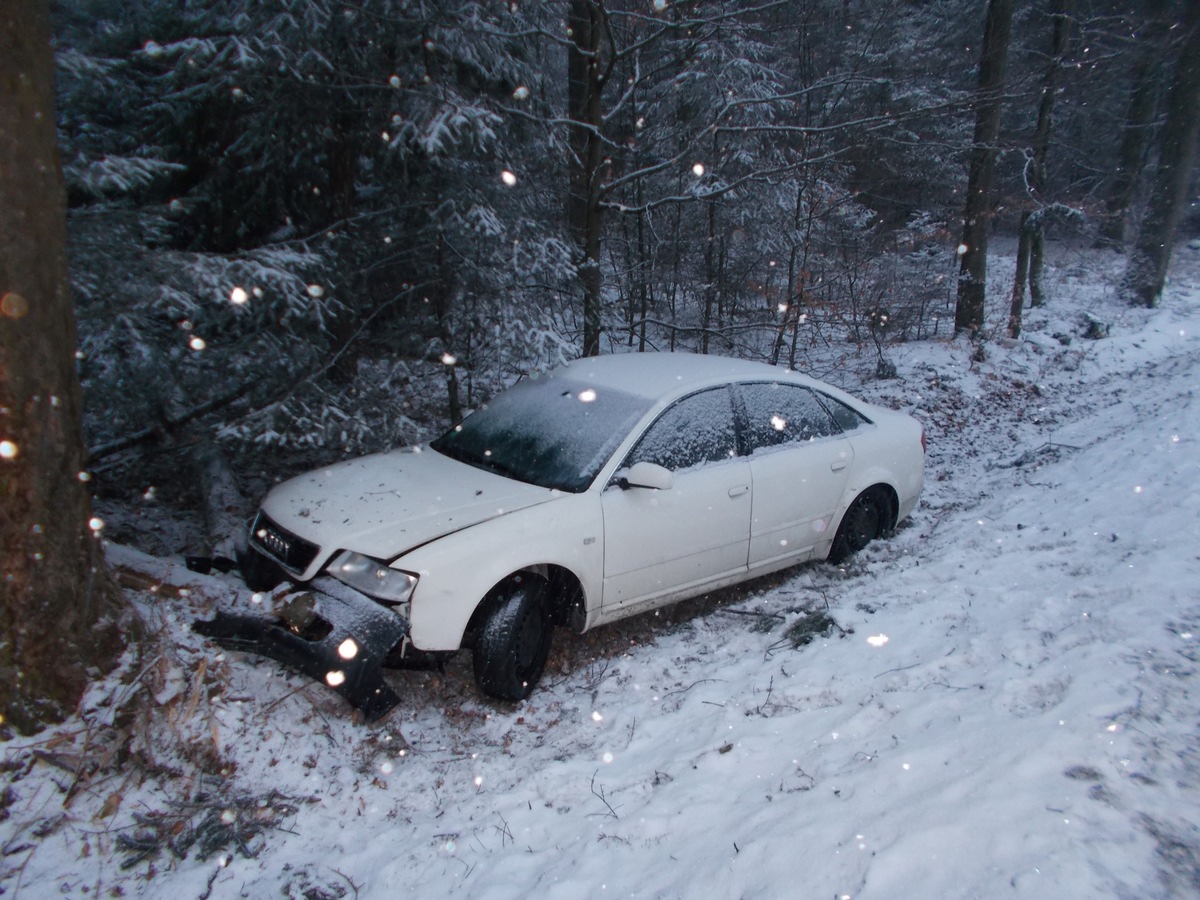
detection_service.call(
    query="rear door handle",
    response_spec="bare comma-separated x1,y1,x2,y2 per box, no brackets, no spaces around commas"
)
728,485,749,498
830,460,848,472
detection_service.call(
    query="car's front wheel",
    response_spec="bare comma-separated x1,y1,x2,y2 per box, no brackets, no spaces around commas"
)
829,487,891,562
472,574,553,701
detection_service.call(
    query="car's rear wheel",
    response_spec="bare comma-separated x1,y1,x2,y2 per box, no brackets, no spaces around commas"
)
829,487,891,562
472,574,553,701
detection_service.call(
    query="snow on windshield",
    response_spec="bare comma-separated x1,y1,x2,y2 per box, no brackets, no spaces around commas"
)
430,376,651,491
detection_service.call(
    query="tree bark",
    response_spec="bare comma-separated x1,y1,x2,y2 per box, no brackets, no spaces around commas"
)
1008,219,1034,339
1099,0,1170,246
160,379,247,557
0,1,124,735
1009,0,1072,337
954,0,1015,337
1025,0,1071,308
1120,3,1200,307
567,0,605,357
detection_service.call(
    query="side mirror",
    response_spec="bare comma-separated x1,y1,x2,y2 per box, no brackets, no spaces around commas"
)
619,461,674,491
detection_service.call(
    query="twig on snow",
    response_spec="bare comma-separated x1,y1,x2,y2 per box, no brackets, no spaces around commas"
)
331,867,361,898
715,608,785,623
873,662,921,678
588,771,619,819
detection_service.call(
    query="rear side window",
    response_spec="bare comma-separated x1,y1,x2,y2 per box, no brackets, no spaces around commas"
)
817,393,870,432
625,386,738,473
737,382,840,453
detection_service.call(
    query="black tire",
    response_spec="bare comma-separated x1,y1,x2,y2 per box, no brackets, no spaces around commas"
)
472,574,553,701
829,488,890,563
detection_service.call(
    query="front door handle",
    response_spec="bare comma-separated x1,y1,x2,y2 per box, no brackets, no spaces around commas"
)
728,485,749,498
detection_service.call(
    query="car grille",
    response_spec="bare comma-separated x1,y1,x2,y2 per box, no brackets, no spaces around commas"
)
249,512,320,574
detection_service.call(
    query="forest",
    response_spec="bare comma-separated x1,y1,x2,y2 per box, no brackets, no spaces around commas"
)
38,0,1194,553
2,1,1200,894
6,2,1170,551
3,0,1200,752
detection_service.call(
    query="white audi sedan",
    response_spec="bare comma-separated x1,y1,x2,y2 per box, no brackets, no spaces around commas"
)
218,353,924,716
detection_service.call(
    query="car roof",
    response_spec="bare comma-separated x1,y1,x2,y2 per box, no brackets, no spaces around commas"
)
554,351,817,401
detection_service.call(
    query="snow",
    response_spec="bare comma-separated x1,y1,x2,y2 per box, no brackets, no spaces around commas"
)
3,244,1200,898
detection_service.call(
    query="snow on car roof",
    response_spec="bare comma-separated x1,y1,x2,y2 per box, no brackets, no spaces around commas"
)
554,351,811,400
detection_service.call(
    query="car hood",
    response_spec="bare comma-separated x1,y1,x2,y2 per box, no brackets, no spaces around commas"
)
259,447,559,570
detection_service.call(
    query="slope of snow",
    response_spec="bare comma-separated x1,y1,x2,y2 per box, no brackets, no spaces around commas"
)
3,244,1199,899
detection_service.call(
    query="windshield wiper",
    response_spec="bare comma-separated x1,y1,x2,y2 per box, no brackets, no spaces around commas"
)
433,441,532,484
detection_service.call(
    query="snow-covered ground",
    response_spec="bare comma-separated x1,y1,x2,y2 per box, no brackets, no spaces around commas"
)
3,243,1199,899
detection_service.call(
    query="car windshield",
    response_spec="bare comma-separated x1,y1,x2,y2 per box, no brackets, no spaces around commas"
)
430,375,651,492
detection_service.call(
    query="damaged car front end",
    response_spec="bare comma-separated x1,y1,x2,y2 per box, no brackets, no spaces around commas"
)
193,445,567,720
195,515,451,721
194,577,411,720
195,546,460,721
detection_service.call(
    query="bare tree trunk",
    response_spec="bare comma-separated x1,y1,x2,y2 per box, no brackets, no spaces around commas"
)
434,229,462,423
317,9,361,384
1099,1,1170,246
635,196,650,352
328,107,363,385
567,0,605,357
1008,218,1034,338
1026,0,1071,308
161,381,246,556
1120,3,1200,307
1009,0,1072,337
701,200,717,354
192,436,247,556
954,0,1015,337
0,1,124,735
1028,225,1047,306
772,184,806,365
666,202,683,352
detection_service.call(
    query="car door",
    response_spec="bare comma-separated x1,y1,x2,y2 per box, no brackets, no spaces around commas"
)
736,382,854,570
601,386,751,611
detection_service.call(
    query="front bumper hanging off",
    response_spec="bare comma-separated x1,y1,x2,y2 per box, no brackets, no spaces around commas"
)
193,578,409,721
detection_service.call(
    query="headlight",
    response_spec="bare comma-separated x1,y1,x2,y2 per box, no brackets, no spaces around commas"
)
327,551,418,605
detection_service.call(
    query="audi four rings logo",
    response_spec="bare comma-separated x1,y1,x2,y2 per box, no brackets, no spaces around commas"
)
256,525,290,559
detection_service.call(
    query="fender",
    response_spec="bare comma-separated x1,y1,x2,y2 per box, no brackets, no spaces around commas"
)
394,490,605,651
843,417,925,512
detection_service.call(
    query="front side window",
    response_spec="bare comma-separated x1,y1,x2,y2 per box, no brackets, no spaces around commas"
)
625,387,738,473
737,382,840,454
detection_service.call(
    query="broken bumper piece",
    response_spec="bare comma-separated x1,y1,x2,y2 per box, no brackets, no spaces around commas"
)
193,577,408,721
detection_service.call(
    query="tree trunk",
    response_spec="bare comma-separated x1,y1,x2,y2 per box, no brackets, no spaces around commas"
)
1120,3,1200,307
327,107,363,385
954,0,1015,337
1008,220,1034,338
635,195,650,352
434,229,462,423
1025,0,1070,308
701,201,718,354
567,0,605,357
1010,0,1071,337
0,1,124,735
1099,1,1170,246
162,380,247,557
